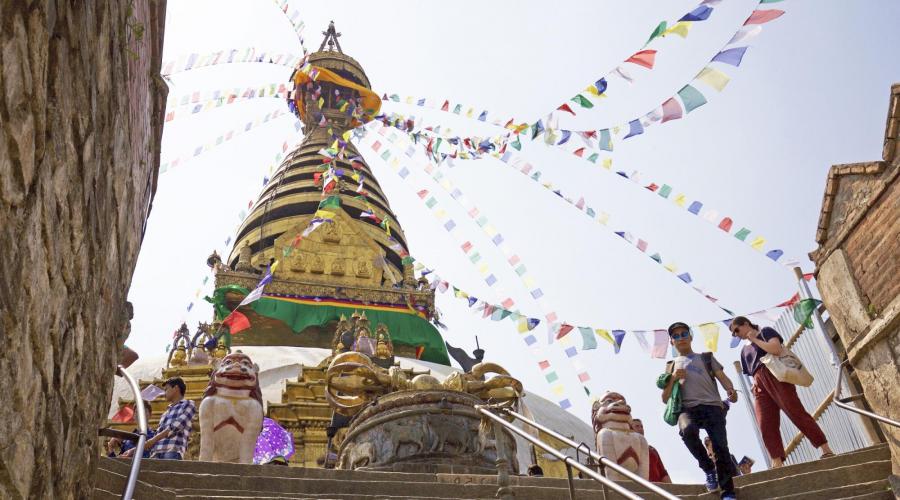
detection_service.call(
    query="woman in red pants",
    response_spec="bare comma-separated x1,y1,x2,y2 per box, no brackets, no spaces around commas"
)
731,316,834,467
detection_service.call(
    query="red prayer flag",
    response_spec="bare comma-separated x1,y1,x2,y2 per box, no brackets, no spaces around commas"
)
441,100,449,112
646,183,659,192
557,103,576,116
223,310,251,334
461,241,473,253
417,189,429,199
718,217,733,232
415,345,425,359
538,360,551,370
744,9,784,25
573,148,586,157
777,292,800,307
165,111,175,122
111,405,135,423
626,49,657,69
556,323,575,339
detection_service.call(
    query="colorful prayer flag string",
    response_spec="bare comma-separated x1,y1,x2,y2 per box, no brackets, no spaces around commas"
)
161,48,304,76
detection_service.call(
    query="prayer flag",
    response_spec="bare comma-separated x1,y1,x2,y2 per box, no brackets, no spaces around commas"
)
718,217,733,232
612,330,626,353
223,310,251,334
688,201,703,214
744,9,784,25
793,299,821,329
712,47,748,67
595,329,614,346
478,110,487,121
624,119,643,139
557,103,576,115
678,273,693,284
734,228,751,241
571,94,594,109
646,21,667,45
531,120,545,140
661,97,683,123
579,327,597,350
441,100,449,112
696,67,731,92
664,21,692,38
594,78,608,95
677,85,707,113
527,318,541,330
556,323,574,340
453,104,462,114
658,184,673,198
318,195,341,211
634,331,651,353
729,25,762,45
750,236,766,250
766,249,784,261
140,384,165,401
557,130,572,145
651,330,668,359
680,5,713,21
559,398,572,410
614,66,634,83
599,129,612,151
699,323,720,352
626,50,657,69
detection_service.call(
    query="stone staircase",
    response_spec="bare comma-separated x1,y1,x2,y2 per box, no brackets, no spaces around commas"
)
93,443,894,499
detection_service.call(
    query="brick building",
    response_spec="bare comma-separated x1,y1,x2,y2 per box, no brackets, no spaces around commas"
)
810,84,900,475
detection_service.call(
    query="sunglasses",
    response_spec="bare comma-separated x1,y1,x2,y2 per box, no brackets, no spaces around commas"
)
730,325,741,336
670,331,691,340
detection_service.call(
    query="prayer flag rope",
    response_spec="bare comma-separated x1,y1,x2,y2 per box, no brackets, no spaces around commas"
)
271,0,309,53
363,123,598,401
165,85,295,122
160,108,296,174
161,48,304,76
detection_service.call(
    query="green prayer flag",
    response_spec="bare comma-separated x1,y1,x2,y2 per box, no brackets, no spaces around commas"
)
571,94,594,109
646,21,667,45
579,326,598,350
587,153,599,163
793,299,821,329
734,228,751,241
511,136,522,151
318,195,341,210
658,184,673,198
401,256,414,265
545,372,559,383
380,150,390,160
453,104,462,114
677,84,708,113
425,197,437,208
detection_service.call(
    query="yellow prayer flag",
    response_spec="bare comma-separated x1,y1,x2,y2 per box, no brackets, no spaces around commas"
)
317,97,324,109
524,276,536,288
698,323,719,352
552,385,566,396
602,158,613,170
696,67,731,92
598,212,610,225
484,224,497,237
674,194,687,207
750,236,766,250
518,318,529,333
435,208,447,218
584,85,599,96
595,329,614,345
270,260,280,272
477,263,489,274
663,262,677,273
405,96,413,104
664,21,692,38
342,130,353,141
389,157,400,168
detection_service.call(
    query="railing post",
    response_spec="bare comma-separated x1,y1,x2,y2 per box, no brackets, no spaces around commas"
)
489,416,515,500
117,365,148,500
794,267,839,365
565,463,576,500
732,361,771,469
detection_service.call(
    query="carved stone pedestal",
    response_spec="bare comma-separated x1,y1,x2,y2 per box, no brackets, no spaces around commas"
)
337,391,517,475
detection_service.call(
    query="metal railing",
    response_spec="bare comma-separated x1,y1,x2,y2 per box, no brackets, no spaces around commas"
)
834,360,900,428
476,404,679,500
116,365,149,500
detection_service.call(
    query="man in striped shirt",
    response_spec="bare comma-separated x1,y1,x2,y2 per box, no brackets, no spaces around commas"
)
145,377,196,460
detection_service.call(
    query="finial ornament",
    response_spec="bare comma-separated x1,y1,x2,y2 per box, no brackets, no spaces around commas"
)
319,21,343,53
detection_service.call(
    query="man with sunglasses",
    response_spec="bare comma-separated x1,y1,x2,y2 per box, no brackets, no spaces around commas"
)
660,322,739,499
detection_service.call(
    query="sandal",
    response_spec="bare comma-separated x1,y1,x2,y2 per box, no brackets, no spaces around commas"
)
820,452,835,459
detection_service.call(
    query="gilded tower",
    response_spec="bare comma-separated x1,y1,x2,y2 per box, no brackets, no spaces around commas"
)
210,23,449,365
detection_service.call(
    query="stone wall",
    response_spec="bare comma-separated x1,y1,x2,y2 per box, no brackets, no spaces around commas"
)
812,84,900,474
0,1,166,498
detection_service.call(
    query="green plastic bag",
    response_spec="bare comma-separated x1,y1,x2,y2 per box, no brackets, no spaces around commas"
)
657,372,682,426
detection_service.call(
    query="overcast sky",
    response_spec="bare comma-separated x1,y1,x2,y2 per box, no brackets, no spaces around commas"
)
127,0,900,482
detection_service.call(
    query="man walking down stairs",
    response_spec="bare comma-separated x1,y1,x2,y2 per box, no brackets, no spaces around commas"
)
94,443,894,499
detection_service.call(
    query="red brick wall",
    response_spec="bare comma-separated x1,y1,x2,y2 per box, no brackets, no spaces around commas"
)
844,178,900,314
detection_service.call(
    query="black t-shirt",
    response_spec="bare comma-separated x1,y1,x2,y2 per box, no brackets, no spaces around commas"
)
740,327,784,376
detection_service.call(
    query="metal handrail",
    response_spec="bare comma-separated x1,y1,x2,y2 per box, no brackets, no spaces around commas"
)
501,407,679,500
116,365,148,500
834,360,900,428
476,405,667,500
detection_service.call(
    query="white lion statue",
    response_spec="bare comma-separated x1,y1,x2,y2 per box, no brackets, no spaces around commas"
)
199,352,264,463
591,391,649,481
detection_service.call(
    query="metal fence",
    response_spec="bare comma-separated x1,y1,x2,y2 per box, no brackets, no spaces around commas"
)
766,306,876,465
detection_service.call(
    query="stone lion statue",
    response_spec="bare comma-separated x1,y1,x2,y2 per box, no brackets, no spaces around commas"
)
199,352,264,463
591,391,649,481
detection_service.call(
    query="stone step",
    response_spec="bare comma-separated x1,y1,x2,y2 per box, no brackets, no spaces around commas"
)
93,465,177,500
768,479,892,500
732,444,890,488
730,460,892,500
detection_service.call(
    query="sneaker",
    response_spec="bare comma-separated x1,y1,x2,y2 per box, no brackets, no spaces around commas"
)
721,493,736,500
704,470,718,491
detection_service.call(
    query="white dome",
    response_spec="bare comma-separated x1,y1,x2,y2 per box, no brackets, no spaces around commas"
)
111,346,594,470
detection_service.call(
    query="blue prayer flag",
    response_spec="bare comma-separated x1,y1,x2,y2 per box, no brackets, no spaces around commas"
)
624,119,644,139
680,5,713,21
712,47,748,67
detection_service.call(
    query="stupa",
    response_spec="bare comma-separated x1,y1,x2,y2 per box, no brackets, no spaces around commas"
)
107,23,593,475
